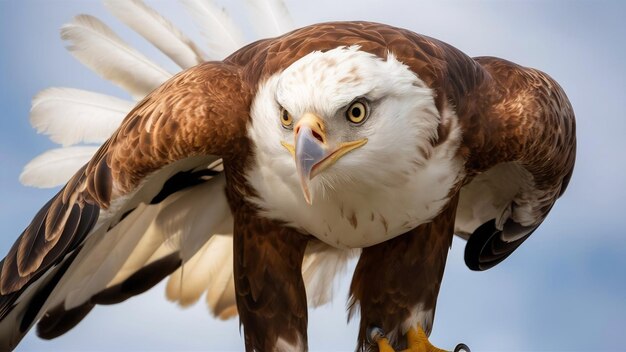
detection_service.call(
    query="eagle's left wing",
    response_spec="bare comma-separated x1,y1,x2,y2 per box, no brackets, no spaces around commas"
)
454,57,576,271
343,31,576,352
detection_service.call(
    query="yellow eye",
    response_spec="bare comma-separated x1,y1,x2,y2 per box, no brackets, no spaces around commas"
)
346,101,367,124
280,107,293,128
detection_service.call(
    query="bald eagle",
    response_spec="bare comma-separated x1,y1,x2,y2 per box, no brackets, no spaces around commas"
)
1,1,575,351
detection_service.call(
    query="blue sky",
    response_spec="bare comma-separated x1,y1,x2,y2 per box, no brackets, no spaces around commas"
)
1,0,625,351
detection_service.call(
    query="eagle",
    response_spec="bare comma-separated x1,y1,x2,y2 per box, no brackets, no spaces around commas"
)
0,1,576,351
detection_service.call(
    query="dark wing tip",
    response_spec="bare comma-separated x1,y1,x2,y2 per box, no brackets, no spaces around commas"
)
464,219,533,271
92,253,181,305
37,303,95,340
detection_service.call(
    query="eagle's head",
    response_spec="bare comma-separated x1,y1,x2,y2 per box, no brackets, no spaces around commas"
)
247,46,461,246
250,46,440,203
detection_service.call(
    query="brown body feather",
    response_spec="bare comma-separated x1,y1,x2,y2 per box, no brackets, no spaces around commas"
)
350,196,459,351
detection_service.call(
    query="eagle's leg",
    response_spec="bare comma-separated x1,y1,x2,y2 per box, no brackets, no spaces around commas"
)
369,326,470,352
233,206,310,352
349,198,460,352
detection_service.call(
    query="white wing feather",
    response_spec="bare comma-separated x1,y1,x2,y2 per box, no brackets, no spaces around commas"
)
30,87,133,147
110,172,231,290
51,165,227,311
244,0,294,38
103,0,206,69
19,146,99,188
154,173,232,261
202,237,237,319
179,0,246,59
166,235,234,310
64,204,160,309
61,14,172,100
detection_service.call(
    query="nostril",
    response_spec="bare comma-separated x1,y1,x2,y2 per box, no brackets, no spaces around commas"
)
311,130,324,143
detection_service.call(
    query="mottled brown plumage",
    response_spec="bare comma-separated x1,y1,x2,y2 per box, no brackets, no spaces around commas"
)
0,21,575,351
233,202,309,351
350,196,459,351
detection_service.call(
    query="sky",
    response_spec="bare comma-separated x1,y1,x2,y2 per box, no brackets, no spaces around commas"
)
1,0,625,351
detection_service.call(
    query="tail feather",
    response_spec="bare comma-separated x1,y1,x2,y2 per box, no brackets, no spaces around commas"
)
164,236,356,319
303,242,358,307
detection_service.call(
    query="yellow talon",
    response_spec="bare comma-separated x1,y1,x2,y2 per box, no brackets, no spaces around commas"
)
403,326,448,352
376,337,396,352
373,326,457,352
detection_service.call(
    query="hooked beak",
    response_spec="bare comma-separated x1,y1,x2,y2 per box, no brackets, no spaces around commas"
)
281,113,367,205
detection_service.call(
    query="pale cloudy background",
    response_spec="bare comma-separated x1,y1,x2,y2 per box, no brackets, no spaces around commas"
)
1,0,625,351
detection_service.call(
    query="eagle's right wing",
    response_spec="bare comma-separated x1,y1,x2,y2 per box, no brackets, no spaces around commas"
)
0,60,251,350
5,2,350,349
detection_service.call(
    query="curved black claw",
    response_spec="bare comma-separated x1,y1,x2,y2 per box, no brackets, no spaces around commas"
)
454,343,471,352
366,326,385,345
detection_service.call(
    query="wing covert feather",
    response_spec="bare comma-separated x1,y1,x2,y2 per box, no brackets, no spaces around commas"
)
84,62,252,206
1,62,252,297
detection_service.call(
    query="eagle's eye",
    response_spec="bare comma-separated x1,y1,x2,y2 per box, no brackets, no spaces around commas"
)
280,107,293,128
346,100,367,124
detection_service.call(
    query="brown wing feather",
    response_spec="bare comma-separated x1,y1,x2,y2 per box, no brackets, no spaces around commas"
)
461,57,576,180
0,61,253,348
1,62,252,296
2,168,97,295
459,57,576,270
84,62,252,205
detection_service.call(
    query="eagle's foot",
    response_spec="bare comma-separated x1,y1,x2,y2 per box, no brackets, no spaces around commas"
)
367,326,470,352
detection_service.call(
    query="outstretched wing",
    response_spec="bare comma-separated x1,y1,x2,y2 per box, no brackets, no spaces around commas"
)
16,0,348,333
0,62,252,350
455,57,576,270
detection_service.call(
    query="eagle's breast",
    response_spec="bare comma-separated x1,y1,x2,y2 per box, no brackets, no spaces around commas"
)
245,139,465,249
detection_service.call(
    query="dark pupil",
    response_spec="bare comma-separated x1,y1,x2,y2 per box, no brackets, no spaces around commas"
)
351,107,362,118
282,111,289,120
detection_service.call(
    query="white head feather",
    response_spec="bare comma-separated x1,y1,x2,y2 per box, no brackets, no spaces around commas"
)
247,46,462,248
